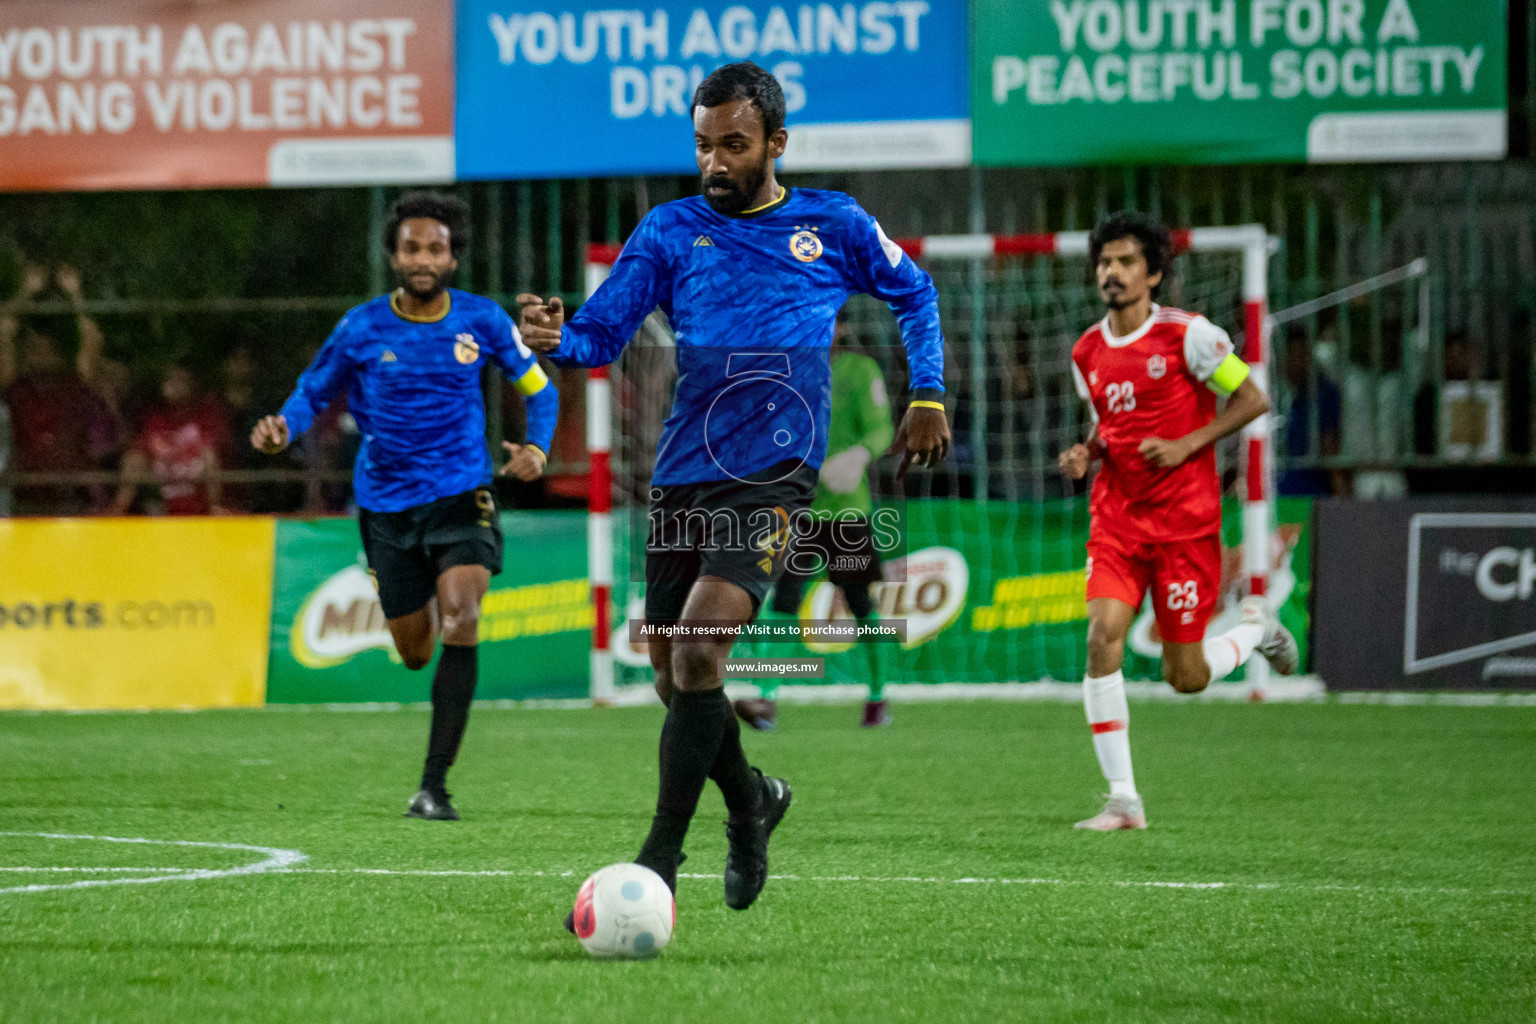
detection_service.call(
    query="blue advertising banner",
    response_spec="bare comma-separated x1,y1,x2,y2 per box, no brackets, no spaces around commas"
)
455,1,970,179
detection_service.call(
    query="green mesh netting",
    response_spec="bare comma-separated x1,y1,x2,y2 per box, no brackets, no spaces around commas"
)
606,249,1248,688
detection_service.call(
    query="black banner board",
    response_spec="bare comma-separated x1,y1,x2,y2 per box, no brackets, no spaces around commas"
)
1314,499,1536,690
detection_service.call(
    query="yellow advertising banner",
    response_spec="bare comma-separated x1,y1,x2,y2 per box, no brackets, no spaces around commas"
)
0,0,455,191
0,518,275,709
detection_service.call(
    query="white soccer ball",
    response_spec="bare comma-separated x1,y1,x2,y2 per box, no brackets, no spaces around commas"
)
571,862,675,959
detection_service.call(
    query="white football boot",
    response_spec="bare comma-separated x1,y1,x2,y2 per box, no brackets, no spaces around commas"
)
1074,793,1147,831
1240,596,1299,676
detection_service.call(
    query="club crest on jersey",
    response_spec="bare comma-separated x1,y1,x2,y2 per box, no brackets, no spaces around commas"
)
454,333,480,365
790,227,823,263
1147,354,1167,379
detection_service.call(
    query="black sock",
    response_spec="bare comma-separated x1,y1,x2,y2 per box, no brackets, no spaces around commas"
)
710,708,763,822
421,644,477,796
636,688,730,876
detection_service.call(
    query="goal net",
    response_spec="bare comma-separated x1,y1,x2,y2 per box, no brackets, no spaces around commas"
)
583,227,1277,699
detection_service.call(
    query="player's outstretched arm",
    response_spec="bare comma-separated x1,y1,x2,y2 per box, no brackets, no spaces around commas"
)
1139,377,1269,468
251,414,290,454
485,300,560,467
273,319,357,446
522,214,667,368
842,204,948,479
500,349,557,482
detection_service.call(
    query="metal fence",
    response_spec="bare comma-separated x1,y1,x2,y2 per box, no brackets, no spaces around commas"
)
3,158,1534,515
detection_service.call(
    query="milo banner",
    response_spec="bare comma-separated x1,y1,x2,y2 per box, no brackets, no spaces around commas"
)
267,511,590,702
973,0,1506,165
611,498,1314,687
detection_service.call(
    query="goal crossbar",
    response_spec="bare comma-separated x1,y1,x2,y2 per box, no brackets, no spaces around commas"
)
582,226,1277,702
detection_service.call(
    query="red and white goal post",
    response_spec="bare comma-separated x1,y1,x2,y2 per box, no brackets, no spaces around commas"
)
582,225,1277,703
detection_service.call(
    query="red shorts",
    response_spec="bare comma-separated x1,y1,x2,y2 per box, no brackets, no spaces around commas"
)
1084,531,1221,644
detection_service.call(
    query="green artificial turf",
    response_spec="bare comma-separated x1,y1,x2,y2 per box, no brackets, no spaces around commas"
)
1,700,1532,1023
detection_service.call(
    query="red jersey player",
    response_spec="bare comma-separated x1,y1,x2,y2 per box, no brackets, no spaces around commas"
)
1059,212,1298,831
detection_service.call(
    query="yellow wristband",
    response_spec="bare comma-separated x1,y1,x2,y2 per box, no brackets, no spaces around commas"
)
910,400,946,411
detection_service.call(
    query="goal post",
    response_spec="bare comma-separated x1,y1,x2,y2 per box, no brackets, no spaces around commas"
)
582,225,1277,702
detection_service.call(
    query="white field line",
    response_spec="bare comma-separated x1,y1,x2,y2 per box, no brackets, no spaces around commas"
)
281,866,1522,899
0,845,1518,899
0,832,306,895
0,872,201,878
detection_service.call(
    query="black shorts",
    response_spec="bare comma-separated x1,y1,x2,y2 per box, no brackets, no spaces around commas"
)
779,516,885,587
359,487,503,620
645,460,817,623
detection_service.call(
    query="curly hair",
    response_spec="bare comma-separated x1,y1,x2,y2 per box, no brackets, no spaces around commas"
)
691,61,786,139
383,191,470,257
1089,211,1173,298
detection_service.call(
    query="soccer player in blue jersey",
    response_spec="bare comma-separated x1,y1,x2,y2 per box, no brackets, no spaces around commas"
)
521,63,949,918
251,192,558,822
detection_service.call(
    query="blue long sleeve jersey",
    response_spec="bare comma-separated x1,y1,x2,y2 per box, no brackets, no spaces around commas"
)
278,289,557,513
549,188,944,485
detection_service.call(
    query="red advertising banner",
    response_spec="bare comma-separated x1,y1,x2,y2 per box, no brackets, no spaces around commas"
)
0,0,454,191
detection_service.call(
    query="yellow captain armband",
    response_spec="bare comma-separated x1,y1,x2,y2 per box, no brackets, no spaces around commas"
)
515,363,551,396
909,400,946,412
1207,353,1250,396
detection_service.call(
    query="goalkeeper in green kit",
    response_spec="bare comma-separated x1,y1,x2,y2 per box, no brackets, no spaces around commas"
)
733,315,899,730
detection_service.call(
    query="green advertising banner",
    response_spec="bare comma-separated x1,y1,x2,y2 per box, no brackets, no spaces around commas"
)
973,0,1506,165
267,499,1314,701
613,498,1313,688
267,512,590,703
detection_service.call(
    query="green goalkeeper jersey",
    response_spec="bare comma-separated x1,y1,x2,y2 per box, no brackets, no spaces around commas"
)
811,351,894,517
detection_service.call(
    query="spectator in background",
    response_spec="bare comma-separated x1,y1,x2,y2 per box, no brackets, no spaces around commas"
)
1509,309,1532,459
986,324,1042,498
218,342,296,512
0,262,106,515
1277,325,1346,496
112,363,229,515
303,397,358,514
1414,331,1473,456
1339,312,1410,498
950,321,1075,500
0,390,10,516
84,355,133,512
220,344,271,453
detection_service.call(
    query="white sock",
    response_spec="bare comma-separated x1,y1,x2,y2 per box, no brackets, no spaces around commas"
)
1201,622,1266,684
1083,671,1136,799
